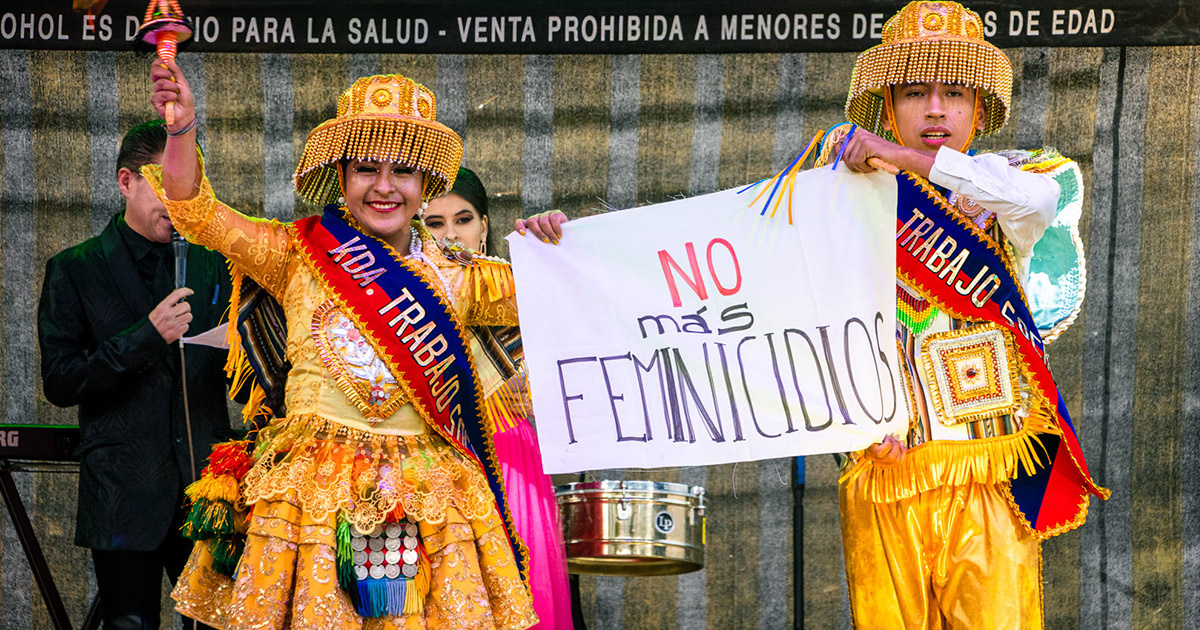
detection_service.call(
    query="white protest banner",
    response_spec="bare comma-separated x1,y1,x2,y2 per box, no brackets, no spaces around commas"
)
507,167,908,474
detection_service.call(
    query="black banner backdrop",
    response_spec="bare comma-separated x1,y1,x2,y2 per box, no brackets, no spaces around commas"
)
2,0,1197,54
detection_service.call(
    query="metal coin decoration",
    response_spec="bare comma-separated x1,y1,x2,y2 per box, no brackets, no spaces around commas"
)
348,517,425,594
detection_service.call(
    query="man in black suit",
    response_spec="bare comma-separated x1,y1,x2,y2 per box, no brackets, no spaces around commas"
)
37,121,232,630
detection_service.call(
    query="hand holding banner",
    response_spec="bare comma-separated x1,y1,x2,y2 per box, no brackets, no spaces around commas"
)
508,167,908,474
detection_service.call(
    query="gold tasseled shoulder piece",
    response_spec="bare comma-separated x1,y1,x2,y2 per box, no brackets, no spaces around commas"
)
140,148,217,243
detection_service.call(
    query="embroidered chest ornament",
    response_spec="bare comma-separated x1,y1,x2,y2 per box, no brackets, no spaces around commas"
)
313,302,406,424
921,323,1021,426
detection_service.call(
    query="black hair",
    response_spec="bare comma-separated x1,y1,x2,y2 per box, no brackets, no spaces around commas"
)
449,167,488,218
116,120,168,176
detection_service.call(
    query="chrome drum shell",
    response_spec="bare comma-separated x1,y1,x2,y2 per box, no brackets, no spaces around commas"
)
555,480,706,576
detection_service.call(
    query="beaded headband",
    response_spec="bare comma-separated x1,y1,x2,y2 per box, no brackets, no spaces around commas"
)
845,1,1012,138
294,74,463,205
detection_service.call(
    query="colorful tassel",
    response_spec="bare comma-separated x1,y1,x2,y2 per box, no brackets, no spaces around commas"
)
208,536,245,577
741,129,827,224
184,474,240,504
355,579,389,617
181,440,254,579
204,440,255,480
336,518,356,592
337,512,432,618
181,498,237,539
351,575,429,618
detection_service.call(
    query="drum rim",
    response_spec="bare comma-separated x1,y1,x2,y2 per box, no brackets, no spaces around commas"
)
554,480,704,496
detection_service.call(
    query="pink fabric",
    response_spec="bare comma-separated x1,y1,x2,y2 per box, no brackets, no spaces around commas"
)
494,417,572,629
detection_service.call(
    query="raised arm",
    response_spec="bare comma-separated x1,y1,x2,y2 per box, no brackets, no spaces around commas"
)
149,59,294,297
151,59,201,202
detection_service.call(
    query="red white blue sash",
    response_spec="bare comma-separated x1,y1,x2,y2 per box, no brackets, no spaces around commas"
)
895,174,1108,535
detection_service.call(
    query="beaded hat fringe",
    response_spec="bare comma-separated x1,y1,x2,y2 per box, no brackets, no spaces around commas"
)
845,1,1012,137
294,74,463,206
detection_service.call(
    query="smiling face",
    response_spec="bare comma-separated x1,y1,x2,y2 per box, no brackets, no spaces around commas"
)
119,152,173,243
342,158,425,248
423,192,489,251
884,81,985,154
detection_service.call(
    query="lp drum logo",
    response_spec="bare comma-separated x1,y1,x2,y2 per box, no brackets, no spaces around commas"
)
654,511,675,535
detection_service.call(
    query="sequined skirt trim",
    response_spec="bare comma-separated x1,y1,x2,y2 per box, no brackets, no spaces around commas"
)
172,494,538,630
242,414,496,534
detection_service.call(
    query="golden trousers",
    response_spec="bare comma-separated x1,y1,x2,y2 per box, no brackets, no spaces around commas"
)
839,476,1043,630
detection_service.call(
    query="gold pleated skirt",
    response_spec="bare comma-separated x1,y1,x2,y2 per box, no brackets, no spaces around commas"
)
172,494,537,629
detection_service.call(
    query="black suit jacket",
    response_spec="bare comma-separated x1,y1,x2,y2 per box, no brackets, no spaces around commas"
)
37,214,236,551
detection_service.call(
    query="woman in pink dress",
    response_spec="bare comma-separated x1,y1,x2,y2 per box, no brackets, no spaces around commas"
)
425,168,573,630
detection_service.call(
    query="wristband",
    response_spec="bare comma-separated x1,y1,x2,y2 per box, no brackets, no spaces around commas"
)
167,117,197,137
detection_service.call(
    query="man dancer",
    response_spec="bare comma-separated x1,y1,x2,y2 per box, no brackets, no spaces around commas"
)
826,2,1108,628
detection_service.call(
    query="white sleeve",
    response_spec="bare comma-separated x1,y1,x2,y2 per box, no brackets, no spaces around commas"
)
928,147,1059,256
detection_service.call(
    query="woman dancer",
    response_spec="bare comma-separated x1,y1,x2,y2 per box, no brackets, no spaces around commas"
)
149,60,549,629
426,169,572,629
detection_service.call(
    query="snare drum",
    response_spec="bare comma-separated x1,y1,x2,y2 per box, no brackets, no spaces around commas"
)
555,480,706,576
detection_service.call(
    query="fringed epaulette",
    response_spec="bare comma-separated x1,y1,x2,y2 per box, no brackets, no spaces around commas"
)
182,440,256,577
223,265,290,423
468,257,516,304
438,241,517,305
839,407,1060,505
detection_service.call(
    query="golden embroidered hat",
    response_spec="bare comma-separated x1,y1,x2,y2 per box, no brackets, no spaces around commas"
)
294,74,463,205
846,1,1012,137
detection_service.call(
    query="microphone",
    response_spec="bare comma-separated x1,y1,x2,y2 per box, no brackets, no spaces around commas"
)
170,230,198,484
171,229,188,290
